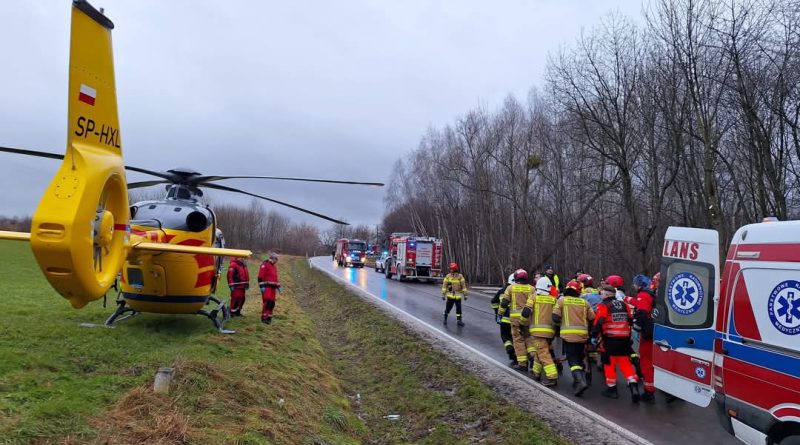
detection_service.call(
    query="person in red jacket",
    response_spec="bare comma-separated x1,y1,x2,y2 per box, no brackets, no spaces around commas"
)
631,274,656,402
257,252,281,324
591,284,640,402
227,257,249,317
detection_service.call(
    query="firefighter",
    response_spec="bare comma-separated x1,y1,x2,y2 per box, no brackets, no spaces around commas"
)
257,252,281,324
227,257,249,317
530,277,559,386
631,274,657,403
441,262,467,326
553,280,595,396
491,273,517,363
577,273,597,295
591,284,641,402
499,269,536,372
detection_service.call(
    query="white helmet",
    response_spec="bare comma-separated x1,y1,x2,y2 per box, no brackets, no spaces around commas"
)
507,273,515,285
535,277,552,294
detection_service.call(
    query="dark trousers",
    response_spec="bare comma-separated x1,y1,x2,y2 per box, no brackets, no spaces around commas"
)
444,298,462,319
564,341,587,372
500,322,515,360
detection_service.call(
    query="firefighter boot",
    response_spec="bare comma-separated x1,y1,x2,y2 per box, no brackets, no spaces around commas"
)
443,313,447,325
641,391,655,404
601,385,619,399
573,371,589,397
631,354,643,380
629,382,641,404
456,316,465,327
506,346,517,364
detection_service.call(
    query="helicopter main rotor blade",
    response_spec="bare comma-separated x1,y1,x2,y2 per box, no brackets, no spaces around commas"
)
0,145,65,160
201,183,350,225
0,145,175,181
127,180,170,189
196,175,384,187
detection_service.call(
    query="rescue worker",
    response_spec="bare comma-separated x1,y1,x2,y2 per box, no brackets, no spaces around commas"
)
606,274,642,378
592,284,641,402
491,273,517,363
631,274,656,403
577,273,597,295
257,252,281,324
499,269,536,372
544,264,562,294
553,280,595,396
530,277,559,386
581,284,603,384
227,257,249,317
441,262,467,326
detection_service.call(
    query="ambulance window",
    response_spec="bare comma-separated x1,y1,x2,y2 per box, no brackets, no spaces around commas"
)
662,261,715,329
733,267,800,354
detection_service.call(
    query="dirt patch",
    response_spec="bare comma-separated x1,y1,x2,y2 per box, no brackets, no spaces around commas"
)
89,387,190,445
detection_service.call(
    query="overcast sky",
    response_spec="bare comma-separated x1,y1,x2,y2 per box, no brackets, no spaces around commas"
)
0,1,643,229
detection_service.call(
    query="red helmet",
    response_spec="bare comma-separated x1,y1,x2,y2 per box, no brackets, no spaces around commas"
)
449,262,459,272
577,273,593,287
514,269,528,282
651,272,661,290
606,274,624,288
565,280,581,294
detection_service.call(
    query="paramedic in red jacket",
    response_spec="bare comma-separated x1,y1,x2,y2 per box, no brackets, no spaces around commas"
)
257,252,281,324
631,274,657,402
227,257,249,316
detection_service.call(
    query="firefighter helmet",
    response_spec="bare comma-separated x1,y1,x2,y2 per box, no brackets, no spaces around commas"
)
535,277,552,294
565,280,581,296
449,262,458,272
606,274,624,288
514,269,528,282
633,274,651,289
577,273,593,287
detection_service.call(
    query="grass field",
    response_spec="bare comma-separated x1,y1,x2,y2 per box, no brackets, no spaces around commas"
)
0,241,361,445
0,241,568,444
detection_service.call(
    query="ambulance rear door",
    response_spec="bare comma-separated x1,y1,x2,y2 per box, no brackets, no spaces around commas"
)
653,227,719,407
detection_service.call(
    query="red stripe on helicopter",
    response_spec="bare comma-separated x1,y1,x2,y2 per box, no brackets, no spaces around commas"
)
195,270,215,288
113,224,127,231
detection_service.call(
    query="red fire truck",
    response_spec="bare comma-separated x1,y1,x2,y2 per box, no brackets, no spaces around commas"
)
334,238,368,268
383,233,442,282
653,221,800,445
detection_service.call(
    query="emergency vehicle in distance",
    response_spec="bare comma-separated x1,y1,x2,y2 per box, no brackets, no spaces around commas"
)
334,238,368,268
383,233,443,283
652,219,800,445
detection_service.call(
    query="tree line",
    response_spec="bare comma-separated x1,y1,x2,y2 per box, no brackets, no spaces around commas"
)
383,0,800,284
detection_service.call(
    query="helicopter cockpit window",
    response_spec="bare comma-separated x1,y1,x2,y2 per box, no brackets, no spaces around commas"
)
130,202,212,232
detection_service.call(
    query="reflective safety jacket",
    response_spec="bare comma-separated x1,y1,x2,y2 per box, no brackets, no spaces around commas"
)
227,258,249,292
528,292,556,338
581,286,597,296
441,273,467,300
553,296,595,343
592,298,633,339
501,283,534,324
491,284,511,323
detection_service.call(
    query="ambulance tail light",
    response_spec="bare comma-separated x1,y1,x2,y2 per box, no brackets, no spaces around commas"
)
713,338,725,391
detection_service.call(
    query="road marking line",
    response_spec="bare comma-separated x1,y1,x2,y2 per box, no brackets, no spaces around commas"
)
310,259,653,445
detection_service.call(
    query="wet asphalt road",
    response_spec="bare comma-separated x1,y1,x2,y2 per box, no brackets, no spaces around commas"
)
310,257,733,445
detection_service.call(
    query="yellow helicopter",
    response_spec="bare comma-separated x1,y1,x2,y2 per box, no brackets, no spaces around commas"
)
0,0,382,333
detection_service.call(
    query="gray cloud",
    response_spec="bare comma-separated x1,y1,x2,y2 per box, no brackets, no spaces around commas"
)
0,0,642,227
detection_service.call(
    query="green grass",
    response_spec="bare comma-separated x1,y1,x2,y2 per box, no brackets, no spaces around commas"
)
0,241,570,444
0,241,361,445
289,260,571,445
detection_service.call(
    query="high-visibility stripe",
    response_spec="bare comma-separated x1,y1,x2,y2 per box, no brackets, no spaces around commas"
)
570,365,584,371
500,317,511,323
530,327,555,335
503,341,513,347
561,328,588,335
527,346,536,353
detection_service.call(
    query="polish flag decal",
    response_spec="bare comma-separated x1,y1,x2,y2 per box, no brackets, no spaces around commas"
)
78,84,96,106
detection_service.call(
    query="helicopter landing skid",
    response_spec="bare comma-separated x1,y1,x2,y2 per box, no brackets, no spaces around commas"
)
105,298,139,326
199,296,235,334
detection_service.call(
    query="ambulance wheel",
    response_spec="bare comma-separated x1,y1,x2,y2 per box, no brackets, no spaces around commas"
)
385,266,393,279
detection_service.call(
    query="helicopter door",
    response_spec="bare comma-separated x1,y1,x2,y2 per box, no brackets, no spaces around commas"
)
653,227,719,407
125,264,166,296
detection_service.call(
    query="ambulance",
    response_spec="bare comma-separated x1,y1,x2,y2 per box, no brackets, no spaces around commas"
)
653,220,800,445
